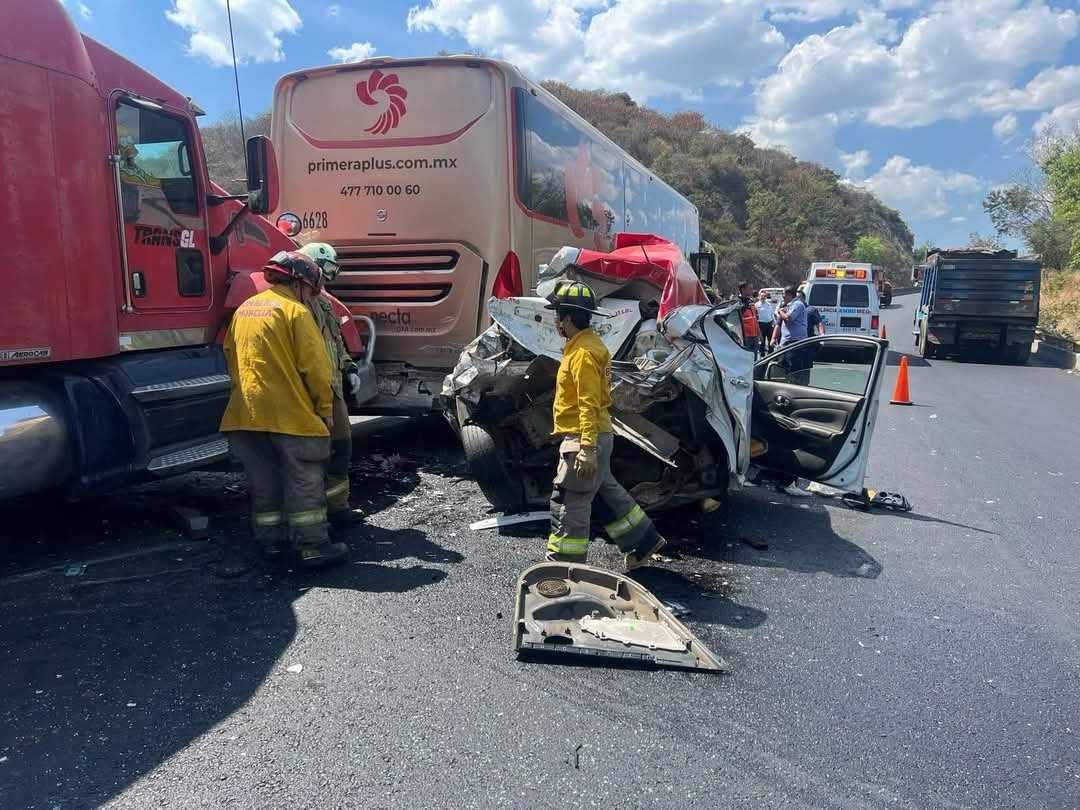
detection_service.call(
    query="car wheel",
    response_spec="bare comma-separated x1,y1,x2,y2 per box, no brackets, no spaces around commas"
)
460,424,526,512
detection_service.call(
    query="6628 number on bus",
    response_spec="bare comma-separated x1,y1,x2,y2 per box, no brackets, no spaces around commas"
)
340,184,422,197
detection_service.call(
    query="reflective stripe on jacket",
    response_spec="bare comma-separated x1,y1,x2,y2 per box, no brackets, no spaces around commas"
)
309,295,352,400
220,285,333,437
552,328,613,448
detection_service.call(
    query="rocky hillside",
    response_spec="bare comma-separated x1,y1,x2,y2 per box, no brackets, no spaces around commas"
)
543,83,914,290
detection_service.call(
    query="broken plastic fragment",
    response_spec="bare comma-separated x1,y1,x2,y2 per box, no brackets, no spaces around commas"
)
513,562,727,671
286,663,303,674
470,512,548,531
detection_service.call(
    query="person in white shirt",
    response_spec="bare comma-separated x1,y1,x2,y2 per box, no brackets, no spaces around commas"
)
755,291,776,353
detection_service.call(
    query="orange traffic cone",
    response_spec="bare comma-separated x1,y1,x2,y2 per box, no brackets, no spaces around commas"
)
879,323,887,340
889,355,913,405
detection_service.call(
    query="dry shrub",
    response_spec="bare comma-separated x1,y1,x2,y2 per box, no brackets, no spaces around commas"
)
1040,270,1080,343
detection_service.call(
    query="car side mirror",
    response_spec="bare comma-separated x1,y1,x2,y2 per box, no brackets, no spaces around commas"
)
689,251,716,287
246,135,279,215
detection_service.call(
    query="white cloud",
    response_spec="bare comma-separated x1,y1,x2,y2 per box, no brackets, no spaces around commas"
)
78,2,91,18
950,216,966,223
982,65,1080,113
856,156,980,219
1034,101,1080,136
326,3,341,16
406,0,787,101
742,113,843,165
992,113,1018,142
165,0,302,67
745,0,1079,163
765,0,867,23
840,149,872,180
328,42,377,63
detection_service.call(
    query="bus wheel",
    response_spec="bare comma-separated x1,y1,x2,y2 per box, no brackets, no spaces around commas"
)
460,424,525,512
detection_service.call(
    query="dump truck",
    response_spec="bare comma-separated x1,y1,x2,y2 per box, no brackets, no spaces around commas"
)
0,1,369,504
913,248,1040,362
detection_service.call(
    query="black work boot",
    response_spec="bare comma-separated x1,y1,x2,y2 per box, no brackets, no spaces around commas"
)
296,541,350,569
328,508,365,530
624,535,667,572
254,529,289,562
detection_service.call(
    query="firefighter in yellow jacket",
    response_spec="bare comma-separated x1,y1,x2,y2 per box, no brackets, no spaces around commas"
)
220,251,348,568
545,280,667,570
298,243,364,530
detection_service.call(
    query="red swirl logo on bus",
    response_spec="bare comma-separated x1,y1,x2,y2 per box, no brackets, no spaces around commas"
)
356,70,408,135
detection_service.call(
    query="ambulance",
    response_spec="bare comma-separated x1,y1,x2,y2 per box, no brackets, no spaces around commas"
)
803,262,881,336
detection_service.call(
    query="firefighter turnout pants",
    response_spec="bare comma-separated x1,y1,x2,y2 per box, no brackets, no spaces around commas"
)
325,395,352,516
229,430,332,553
547,433,661,562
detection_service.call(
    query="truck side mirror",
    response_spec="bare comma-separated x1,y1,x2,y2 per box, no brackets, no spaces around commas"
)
246,135,279,215
689,252,716,287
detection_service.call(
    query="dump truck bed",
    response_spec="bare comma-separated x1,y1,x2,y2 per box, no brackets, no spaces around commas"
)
929,252,1040,320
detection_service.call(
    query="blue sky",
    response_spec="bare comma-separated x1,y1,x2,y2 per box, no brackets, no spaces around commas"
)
66,0,1080,250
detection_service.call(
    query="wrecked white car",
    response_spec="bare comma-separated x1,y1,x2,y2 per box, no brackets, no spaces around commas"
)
442,235,889,515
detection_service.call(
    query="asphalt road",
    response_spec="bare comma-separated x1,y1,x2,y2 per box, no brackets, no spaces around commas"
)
2,293,1078,809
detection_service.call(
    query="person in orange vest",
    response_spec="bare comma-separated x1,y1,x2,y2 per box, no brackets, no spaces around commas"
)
737,281,762,357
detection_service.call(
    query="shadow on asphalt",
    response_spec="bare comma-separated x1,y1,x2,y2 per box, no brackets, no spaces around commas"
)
887,349,931,368
0,417,466,809
665,490,885,582
0,526,461,809
857,508,997,535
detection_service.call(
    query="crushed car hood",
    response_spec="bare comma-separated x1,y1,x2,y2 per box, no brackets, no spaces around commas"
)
513,562,728,671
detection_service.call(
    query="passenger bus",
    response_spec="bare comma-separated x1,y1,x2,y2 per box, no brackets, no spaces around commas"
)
269,56,701,413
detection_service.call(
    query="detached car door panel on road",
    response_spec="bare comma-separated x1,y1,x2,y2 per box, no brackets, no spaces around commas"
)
751,336,886,492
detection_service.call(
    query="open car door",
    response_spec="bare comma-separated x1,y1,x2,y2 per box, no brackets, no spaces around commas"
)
751,336,887,492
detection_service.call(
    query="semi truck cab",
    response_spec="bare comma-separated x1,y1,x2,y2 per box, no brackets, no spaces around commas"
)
0,1,356,503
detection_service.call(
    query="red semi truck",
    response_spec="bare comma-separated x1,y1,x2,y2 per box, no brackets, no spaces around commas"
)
0,2,365,504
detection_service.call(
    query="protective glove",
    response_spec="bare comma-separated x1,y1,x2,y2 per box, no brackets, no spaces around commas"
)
574,444,599,480
345,363,362,397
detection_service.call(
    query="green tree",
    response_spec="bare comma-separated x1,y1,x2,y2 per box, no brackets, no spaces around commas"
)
913,240,935,263
1044,144,1080,265
852,235,887,265
983,129,1080,269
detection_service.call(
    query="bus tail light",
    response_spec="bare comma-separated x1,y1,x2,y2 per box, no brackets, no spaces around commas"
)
492,251,523,299
871,315,880,332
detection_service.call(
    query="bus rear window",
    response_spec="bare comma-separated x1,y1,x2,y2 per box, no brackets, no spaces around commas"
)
808,284,837,307
840,285,870,307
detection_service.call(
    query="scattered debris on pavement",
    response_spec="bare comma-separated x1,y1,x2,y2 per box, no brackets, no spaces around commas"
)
513,562,727,672
469,512,549,531
170,506,210,540
842,489,913,513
